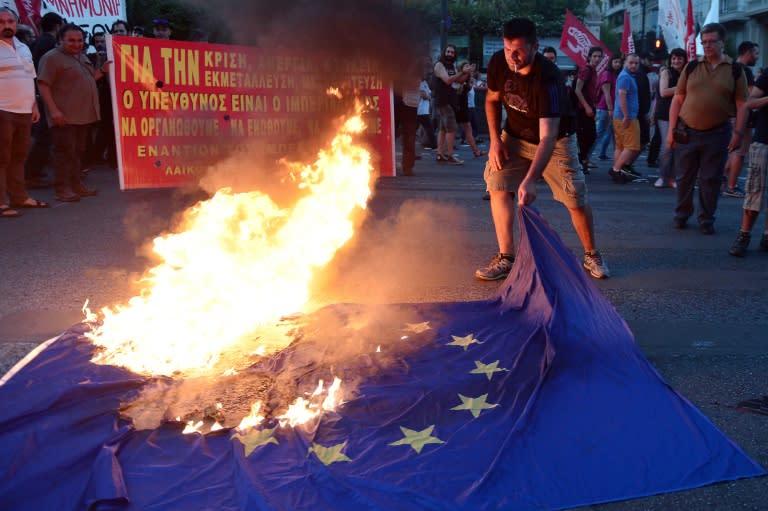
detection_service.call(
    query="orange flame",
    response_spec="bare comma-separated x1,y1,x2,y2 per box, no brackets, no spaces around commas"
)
86,112,373,377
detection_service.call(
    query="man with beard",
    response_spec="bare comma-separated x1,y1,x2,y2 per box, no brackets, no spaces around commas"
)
37,23,109,202
475,18,609,281
0,7,49,218
433,44,471,165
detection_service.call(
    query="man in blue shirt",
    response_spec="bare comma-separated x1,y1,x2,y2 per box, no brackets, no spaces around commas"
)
610,54,642,183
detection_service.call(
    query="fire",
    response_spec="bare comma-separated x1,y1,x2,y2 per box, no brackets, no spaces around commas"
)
86,112,373,376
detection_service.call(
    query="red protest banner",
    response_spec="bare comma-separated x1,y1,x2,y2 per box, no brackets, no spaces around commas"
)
621,11,635,56
14,0,41,34
107,36,394,190
559,9,611,71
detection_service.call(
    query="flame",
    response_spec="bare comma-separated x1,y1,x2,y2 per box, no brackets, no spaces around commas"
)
86,112,373,376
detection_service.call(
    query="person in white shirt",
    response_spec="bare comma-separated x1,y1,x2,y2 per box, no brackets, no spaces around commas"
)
0,7,48,217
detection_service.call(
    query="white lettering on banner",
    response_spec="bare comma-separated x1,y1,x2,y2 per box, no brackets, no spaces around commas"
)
42,0,125,38
566,27,592,59
46,0,121,18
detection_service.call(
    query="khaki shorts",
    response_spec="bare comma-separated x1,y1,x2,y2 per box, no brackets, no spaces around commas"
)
744,142,768,213
437,105,458,133
729,118,753,157
613,118,640,151
483,132,587,208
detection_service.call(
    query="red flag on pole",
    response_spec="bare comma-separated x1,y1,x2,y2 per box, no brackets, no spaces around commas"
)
559,10,612,71
13,0,42,35
685,0,697,61
620,11,635,56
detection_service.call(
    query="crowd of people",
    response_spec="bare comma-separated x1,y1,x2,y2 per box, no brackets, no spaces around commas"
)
3,9,767,272
0,8,179,217
397,18,768,281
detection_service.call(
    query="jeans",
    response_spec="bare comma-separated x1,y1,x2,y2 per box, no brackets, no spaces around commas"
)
594,109,613,158
656,120,673,182
673,122,731,226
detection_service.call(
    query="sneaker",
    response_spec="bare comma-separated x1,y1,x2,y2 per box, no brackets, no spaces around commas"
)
608,168,627,183
621,164,643,178
759,234,768,251
436,153,446,163
583,251,610,279
443,155,464,165
729,231,751,257
722,186,745,198
653,177,666,188
699,223,715,235
475,254,514,281
586,161,598,168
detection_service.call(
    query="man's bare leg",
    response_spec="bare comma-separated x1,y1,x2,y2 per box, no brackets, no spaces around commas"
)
490,190,516,253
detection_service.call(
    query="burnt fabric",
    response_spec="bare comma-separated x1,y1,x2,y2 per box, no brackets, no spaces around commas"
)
0,207,764,511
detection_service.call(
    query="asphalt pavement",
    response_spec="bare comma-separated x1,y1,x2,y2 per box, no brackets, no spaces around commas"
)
0,143,766,510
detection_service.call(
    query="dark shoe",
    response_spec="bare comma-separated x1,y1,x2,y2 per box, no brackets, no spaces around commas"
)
586,161,598,168
25,179,50,189
673,218,687,230
759,234,768,251
55,191,81,202
699,224,715,235
729,231,751,257
622,164,643,178
74,186,98,197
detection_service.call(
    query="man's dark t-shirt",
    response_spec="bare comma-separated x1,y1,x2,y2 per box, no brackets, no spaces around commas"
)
486,51,573,143
31,33,57,70
751,73,768,144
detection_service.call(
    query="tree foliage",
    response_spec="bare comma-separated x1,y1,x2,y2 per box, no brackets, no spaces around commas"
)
126,0,232,43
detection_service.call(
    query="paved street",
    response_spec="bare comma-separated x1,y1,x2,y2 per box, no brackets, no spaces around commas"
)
0,144,766,510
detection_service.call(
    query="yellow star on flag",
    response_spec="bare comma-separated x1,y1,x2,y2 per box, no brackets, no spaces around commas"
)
450,393,499,418
389,425,445,454
470,360,509,381
233,427,278,456
404,321,431,334
309,442,352,466
447,334,483,350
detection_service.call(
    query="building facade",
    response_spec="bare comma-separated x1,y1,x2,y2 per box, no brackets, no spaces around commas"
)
601,0,768,69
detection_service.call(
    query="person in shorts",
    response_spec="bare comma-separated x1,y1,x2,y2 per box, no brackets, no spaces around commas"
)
728,70,768,256
475,18,609,281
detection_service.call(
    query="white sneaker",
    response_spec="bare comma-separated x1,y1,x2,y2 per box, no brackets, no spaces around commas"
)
583,251,610,279
654,177,665,188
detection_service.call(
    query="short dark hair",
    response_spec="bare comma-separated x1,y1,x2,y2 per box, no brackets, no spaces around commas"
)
40,12,64,32
58,23,85,41
669,48,687,60
111,19,129,32
542,46,557,56
738,41,758,56
588,46,603,58
502,18,537,44
700,23,726,41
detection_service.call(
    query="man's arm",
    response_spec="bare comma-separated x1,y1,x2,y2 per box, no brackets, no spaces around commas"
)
729,72,751,152
745,85,767,110
36,81,65,126
574,76,593,116
485,88,508,171
618,88,630,127
666,93,684,148
434,61,468,85
518,117,558,206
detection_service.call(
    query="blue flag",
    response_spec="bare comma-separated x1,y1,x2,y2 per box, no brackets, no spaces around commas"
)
0,207,763,510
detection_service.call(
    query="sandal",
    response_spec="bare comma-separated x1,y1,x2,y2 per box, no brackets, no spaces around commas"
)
473,150,487,157
11,198,50,209
0,205,21,218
